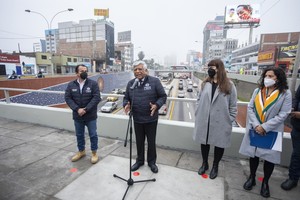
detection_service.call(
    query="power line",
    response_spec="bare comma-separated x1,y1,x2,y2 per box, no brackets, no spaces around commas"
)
0,29,42,38
0,37,44,40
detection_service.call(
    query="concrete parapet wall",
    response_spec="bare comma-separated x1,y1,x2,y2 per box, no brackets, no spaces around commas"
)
0,102,292,167
195,71,300,101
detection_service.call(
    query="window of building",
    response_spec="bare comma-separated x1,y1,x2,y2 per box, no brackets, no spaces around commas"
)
73,58,77,62
67,58,72,62
41,55,47,60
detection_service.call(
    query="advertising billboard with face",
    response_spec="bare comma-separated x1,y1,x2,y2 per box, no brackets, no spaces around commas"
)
224,4,260,24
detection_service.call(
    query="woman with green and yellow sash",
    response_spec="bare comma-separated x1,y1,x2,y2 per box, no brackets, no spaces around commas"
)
239,67,292,198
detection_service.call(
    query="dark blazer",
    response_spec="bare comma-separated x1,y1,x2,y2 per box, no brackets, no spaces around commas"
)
291,85,300,130
123,75,167,123
65,78,101,121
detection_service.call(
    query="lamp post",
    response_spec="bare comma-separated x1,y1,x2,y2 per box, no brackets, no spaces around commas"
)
25,8,74,75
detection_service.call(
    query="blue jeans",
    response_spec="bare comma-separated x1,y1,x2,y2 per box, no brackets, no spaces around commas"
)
289,128,300,181
74,119,98,152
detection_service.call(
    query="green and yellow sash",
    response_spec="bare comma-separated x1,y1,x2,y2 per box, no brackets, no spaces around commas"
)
254,88,280,123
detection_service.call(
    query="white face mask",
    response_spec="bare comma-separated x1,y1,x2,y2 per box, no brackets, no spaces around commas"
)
264,78,276,88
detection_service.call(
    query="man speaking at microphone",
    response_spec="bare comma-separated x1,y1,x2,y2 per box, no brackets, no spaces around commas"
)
123,60,167,173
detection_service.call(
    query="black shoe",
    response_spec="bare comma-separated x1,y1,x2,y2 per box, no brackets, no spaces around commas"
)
149,164,158,173
260,180,270,198
209,165,218,179
131,162,144,171
198,162,209,175
243,175,256,190
281,179,298,190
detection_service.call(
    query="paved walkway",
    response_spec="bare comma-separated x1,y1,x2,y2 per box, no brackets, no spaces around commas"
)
0,117,299,200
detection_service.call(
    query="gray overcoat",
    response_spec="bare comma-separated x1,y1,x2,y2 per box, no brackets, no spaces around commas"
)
193,81,237,148
239,88,292,164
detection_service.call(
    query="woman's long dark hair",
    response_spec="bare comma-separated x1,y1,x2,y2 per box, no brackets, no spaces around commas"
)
202,59,231,94
258,67,288,93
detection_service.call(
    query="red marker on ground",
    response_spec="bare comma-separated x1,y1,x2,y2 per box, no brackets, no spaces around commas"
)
70,168,78,173
133,172,140,176
258,177,263,182
201,174,208,179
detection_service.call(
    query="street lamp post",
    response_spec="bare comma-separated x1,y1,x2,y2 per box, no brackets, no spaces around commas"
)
25,8,74,75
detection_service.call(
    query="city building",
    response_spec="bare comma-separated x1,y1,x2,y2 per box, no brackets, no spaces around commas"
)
115,31,134,71
230,41,259,73
186,50,201,70
33,39,46,53
45,29,58,53
56,19,115,72
258,32,300,74
164,54,177,68
202,16,228,65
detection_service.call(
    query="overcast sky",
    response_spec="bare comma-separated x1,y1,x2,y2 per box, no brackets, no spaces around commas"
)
0,0,299,63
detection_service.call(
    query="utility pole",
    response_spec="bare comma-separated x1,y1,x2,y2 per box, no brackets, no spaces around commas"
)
290,35,300,97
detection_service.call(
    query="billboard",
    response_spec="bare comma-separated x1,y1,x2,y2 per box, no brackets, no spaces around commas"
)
118,31,131,43
224,4,260,24
94,9,109,17
0,54,20,63
278,43,298,58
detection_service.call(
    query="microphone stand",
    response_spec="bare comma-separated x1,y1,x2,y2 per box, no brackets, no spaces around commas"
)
113,82,156,200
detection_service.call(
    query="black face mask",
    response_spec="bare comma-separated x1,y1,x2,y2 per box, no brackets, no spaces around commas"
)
80,71,88,80
208,68,216,78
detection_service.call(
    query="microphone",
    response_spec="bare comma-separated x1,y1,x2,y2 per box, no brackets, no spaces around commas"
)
130,78,139,89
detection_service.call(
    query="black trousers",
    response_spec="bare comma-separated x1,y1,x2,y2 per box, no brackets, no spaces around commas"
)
134,121,158,165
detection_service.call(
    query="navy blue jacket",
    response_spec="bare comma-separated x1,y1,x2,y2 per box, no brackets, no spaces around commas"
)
291,85,300,130
65,78,101,121
123,75,167,123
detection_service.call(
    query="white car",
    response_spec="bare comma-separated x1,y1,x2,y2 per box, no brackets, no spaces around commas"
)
100,102,117,113
178,91,185,98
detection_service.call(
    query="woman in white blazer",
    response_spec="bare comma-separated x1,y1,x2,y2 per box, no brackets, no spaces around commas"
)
193,59,237,179
239,67,292,198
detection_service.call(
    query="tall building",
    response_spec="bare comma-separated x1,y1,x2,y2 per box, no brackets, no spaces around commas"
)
56,19,114,71
45,29,58,53
33,39,46,53
202,16,227,65
186,50,201,69
115,31,134,71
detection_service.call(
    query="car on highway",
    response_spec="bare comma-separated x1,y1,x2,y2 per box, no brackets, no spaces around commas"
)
107,95,118,102
178,90,185,98
112,88,125,94
187,85,193,92
193,83,198,88
100,102,117,113
158,104,168,115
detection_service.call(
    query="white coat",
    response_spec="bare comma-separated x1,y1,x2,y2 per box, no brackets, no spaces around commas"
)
193,81,237,148
239,88,292,164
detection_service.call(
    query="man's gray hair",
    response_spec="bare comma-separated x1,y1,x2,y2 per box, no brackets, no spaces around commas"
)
132,60,147,69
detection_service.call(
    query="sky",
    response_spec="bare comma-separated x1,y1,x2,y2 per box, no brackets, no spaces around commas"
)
0,0,300,63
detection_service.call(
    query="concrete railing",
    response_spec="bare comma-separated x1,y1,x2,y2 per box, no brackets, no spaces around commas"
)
0,87,292,167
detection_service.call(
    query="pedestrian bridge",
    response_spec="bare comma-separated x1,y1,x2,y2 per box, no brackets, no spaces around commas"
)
0,87,293,167
0,88,298,200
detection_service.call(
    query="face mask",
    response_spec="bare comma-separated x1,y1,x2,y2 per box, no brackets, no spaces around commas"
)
264,78,276,87
208,68,216,78
80,71,88,80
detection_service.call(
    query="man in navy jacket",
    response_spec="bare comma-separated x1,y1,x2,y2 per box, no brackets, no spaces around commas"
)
123,61,167,173
281,85,300,190
65,64,101,164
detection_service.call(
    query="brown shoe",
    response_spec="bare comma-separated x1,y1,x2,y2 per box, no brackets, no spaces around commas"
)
91,151,99,164
71,150,86,162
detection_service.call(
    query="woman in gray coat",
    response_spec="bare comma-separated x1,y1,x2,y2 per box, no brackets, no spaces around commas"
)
239,67,292,198
193,59,237,179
